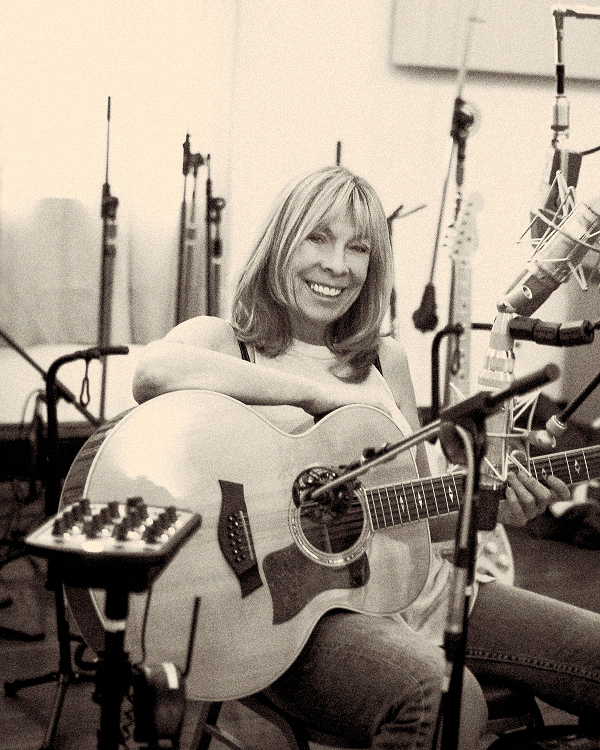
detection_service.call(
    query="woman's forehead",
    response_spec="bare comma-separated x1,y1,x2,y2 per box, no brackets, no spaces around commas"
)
314,206,372,238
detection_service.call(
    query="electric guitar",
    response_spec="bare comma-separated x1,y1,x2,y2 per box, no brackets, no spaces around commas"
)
436,192,514,583
60,391,600,701
444,191,483,404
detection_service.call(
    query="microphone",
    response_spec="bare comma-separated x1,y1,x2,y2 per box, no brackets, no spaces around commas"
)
529,366,600,449
507,316,596,347
498,196,600,317
412,282,439,332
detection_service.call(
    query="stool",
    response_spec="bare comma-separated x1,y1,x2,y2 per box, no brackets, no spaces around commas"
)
190,681,545,750
481,679,544,739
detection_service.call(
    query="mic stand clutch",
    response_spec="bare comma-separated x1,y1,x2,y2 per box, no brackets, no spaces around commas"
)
437,422,478,750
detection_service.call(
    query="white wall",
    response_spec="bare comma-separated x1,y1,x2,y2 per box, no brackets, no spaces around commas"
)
222,0,600,414
2,0,600,417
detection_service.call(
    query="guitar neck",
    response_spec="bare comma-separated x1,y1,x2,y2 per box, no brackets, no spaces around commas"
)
445,260,472,401
530,444,600,487
366,443,600,531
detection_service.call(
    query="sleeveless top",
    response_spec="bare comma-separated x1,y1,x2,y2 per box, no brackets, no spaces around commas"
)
238,338,459,645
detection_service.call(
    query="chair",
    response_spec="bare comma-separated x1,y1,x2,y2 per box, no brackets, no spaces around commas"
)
189,681,545,750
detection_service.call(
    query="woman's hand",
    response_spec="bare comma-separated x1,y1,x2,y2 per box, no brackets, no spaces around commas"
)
498,469,571,526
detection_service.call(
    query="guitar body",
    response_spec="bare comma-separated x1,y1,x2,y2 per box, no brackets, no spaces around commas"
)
61,390,431,701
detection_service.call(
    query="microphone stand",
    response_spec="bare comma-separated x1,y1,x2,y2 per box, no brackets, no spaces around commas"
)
176,135,192,325
437,422,478,750
176,135,204,324
205,155,226,317
0,328,100,427
44,346,128,517
386,202,427,339
307,365,559,750
4,346,128,750
545,368,600,443
98,97,119,423
413,0,481,333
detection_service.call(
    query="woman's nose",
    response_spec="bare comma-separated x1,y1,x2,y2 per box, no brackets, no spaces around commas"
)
321,242,348,273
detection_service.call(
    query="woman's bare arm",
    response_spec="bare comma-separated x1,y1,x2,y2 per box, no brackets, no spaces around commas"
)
132,316,399,416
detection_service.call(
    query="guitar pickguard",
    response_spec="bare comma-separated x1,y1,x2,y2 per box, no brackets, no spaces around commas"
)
263,544,370,624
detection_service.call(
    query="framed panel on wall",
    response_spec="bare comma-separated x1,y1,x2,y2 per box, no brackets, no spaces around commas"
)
391,0,600,80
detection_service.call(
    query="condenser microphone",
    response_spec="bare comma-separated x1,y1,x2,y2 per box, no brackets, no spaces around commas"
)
498,196,600,317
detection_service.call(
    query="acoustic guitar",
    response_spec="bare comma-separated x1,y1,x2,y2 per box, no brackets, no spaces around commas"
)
60,390,600,701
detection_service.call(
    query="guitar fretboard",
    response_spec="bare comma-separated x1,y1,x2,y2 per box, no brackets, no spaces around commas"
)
366,444,600,531
367,474,462,529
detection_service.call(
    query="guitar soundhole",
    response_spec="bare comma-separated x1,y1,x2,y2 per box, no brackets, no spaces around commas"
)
289,467,371,567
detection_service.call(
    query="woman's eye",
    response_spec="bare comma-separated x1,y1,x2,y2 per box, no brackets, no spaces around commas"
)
349,243,370,254
307,232,327,244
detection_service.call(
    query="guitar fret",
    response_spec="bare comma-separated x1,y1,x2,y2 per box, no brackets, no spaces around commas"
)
397,482,411,522
438,476,452,515
407,480,418,519
379,486,389,527
447,475,459,511
429,477,440,517
385,485,401,526
369,490,383,529
444,474,460,511
369,487,398,528
410,479,427,519
375,490,385,529
531,447,594,485
532,454,552,484
574,449,590,482
384,483,411,525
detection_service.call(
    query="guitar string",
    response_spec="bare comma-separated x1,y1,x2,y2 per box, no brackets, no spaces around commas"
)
294,446,600,547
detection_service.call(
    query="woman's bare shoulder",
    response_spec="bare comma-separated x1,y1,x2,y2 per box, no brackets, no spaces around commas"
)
377,335,411,378
165,315,241,356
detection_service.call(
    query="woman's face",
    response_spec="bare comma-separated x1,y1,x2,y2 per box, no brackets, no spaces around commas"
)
286,211,371,344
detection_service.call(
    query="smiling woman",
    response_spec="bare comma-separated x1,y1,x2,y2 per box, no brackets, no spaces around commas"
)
128,165,600,750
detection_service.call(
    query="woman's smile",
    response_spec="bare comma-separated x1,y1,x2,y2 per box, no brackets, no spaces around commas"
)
306,280,344,298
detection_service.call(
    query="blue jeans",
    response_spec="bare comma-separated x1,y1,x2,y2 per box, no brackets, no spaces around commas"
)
264,582,600,749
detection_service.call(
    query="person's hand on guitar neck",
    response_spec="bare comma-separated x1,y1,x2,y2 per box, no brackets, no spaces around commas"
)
499,450,571,526
500,467,570,527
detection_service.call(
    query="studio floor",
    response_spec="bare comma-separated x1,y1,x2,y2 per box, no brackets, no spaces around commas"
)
0,483,598,750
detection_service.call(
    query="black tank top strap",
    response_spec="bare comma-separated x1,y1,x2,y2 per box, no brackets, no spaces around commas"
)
374,353,383,376
238,340,251,362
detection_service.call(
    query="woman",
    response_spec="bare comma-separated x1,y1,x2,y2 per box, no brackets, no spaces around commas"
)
133,166,599,749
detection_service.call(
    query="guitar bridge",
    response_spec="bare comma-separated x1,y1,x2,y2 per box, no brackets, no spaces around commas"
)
217,480,262,598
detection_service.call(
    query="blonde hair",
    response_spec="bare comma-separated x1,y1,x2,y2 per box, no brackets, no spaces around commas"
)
231,166,393,382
